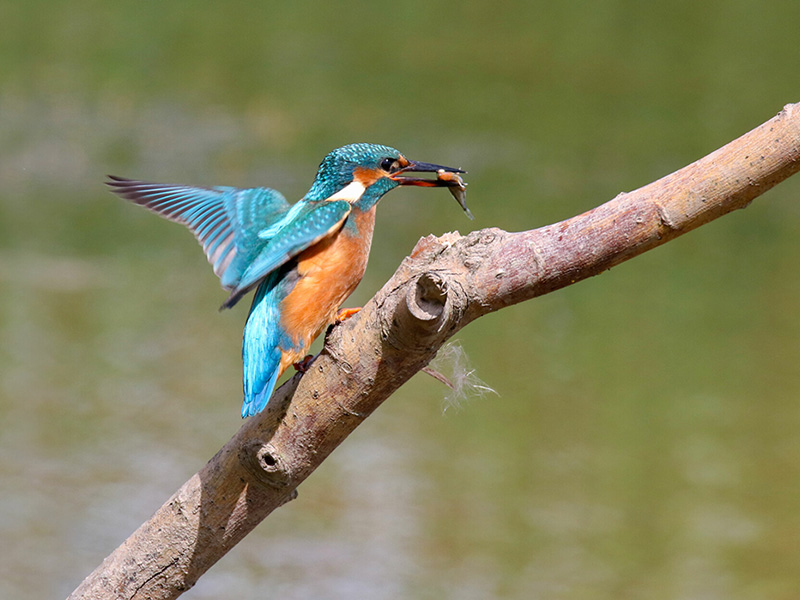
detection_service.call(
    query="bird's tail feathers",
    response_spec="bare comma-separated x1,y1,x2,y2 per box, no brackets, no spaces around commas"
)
241,277,284,418
241,352,281,418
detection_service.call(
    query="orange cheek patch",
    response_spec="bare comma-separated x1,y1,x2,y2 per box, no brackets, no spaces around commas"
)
353,166,382,187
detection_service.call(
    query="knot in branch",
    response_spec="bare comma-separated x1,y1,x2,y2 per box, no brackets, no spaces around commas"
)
407,272,448,322
238,440,294,489
384,271,464,352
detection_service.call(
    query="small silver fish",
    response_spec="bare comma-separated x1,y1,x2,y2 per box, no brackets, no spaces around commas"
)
437,169,474,220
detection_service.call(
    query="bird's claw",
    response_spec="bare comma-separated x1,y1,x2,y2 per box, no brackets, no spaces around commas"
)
336,307,361,323
293,355,315,373
324,307,363,342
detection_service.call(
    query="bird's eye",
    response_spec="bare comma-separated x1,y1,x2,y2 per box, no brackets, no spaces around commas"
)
381,157,400,172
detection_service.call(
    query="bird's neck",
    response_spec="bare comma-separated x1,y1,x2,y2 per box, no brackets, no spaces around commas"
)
353,177,395,211
343,201,378,238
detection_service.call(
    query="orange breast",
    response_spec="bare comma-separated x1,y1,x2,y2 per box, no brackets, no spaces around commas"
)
277,206,377,372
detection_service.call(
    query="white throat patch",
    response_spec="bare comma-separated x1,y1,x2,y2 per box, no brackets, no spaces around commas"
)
327,180,366,202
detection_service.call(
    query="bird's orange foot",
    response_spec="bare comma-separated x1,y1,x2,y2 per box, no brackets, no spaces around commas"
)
336,307,361,323
293,355,315,373
325,307,363,341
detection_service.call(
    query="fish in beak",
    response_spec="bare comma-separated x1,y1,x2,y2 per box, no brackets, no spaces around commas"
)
390,161,473,219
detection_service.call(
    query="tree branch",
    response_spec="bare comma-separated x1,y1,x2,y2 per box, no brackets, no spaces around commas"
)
69,103,800,600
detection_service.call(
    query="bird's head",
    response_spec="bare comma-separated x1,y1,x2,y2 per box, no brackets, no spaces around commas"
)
304,143,464,210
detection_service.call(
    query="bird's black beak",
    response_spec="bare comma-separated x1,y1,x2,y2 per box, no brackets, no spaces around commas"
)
390,160,465,187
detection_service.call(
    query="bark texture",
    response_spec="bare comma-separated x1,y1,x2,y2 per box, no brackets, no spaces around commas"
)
69,103,800,599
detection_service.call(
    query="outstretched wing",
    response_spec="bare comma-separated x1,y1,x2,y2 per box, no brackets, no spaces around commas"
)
221,199,352,308
106,176,291,293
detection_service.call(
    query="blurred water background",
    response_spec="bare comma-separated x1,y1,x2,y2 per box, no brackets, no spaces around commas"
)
2,2,800,598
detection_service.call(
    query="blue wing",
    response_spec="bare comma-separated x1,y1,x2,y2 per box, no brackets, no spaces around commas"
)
220,199,352,308
107,176,291,301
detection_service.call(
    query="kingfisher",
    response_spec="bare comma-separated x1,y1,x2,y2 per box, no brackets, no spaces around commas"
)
108,143,468,417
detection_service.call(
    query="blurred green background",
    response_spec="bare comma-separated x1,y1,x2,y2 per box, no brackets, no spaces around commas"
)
3,1,800,598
